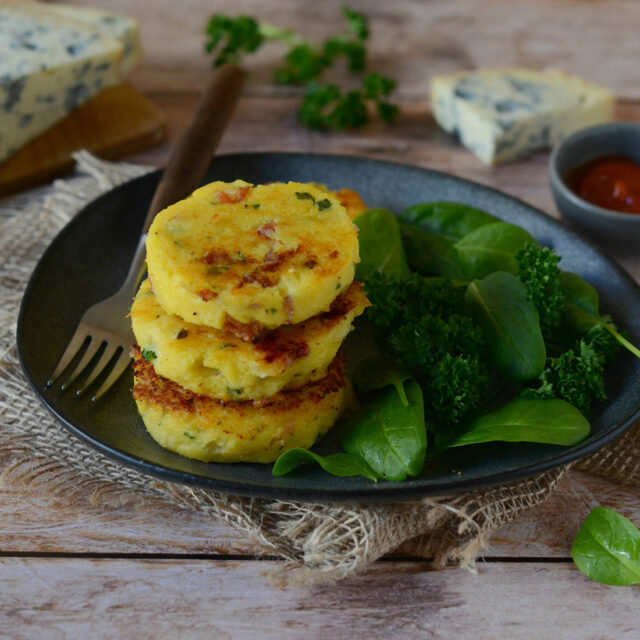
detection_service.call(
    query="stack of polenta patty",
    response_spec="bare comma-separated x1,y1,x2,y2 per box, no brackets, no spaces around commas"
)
130,180,368,463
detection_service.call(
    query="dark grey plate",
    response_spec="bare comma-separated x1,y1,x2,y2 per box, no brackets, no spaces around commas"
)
17,153,640,502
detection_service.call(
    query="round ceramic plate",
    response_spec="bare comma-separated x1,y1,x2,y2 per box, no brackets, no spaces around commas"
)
17,153,640,502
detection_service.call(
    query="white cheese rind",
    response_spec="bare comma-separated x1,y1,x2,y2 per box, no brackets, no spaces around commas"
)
430,68,614,164
0,3,124,162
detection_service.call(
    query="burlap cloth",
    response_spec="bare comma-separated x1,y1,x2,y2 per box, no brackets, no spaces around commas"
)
1,152,638,585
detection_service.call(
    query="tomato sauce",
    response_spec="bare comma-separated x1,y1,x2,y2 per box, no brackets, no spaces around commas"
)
566,155,640,214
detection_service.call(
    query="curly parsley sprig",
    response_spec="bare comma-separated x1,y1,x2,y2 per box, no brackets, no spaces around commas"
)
365,273,492,428
204,7,398,131
522,324,621,416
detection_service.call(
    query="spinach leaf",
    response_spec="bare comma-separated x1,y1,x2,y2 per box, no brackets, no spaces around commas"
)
400,215,537,282
453,222,538,281
448,398,590,447
354,208,411,281
465,271,546,381
562,271,600,316
554,271,601,345
351,355,412,406
340,380,426,481
558,272,640,359
400,223,463,278
572,506,640,586
400,201,497,241
272,449,379,482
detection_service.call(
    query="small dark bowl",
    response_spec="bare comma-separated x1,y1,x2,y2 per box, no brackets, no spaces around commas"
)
549,122,640,253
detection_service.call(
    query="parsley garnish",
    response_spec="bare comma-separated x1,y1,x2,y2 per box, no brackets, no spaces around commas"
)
299,73,397,131
295,191,315,203
204,7,397,131
295,192,333,211
141,349,157,362
205,15,263,66
207,265,230,275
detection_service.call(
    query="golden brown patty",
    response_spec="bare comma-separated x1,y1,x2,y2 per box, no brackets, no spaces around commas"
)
145,180,360,332
334,188,368,219
132,347,354,463
131,278,368,401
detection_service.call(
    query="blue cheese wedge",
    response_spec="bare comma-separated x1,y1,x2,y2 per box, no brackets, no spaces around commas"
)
430,68,614,164
0,2,124,162
42,2,140,75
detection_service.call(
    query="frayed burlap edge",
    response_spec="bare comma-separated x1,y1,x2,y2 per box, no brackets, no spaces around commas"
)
0,152,637,586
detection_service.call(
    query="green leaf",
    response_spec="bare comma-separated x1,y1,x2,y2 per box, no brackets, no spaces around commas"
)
351,355,412,406
448,398,590,447
400,201,498,242
400,223,461,278
326,39,366,72
557,272,640,360
298,83,371,130
453,222,538,280
141,349,157,362
354,209,411,281
342,7,370,40
340,380,426,481
205,15,264,66
516,244,564,336
572,507,640,586
465,271,546,381
362,72,396,99
295,191,316,203
272,449,378,481
377,101,399,122
274,44,327,84
328,90,368,128
522,335,608,417
561,271,600,316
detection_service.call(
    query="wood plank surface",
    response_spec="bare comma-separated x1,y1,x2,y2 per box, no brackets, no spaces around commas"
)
56,0,640,99
4,1,640,634
0,470,637,559
126,96,640,219
1,559,638,640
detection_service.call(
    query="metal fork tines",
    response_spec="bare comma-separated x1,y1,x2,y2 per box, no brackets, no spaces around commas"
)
47,326,133,400
47,235,147,401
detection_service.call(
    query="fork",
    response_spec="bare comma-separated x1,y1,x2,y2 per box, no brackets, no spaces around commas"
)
47,64,246,400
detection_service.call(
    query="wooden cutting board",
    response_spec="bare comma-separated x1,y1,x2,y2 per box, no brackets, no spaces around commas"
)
0,84,167,197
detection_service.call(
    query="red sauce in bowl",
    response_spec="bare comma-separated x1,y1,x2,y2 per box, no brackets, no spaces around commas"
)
566,155,640,214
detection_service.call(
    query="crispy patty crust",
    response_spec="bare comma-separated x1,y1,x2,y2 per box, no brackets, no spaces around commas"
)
334,187,368,219
145,181,360,332
131,278,368,401
132,347,353,463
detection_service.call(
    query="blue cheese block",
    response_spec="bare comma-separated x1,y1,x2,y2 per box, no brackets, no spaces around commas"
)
0,2,124,162
430,69,614,164
42,2,140,75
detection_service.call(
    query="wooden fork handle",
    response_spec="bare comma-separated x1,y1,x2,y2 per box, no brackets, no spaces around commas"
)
142,64,247,232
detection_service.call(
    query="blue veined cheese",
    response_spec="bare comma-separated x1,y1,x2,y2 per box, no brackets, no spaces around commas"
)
430,69,614,164
41,2,140,75
0,2,124,162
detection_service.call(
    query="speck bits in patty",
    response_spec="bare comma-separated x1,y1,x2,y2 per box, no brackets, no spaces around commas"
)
130,278,369,401
132,346,354,463
145,180,360,333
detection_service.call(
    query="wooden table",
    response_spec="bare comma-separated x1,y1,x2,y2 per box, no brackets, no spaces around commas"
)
3,1,640,637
